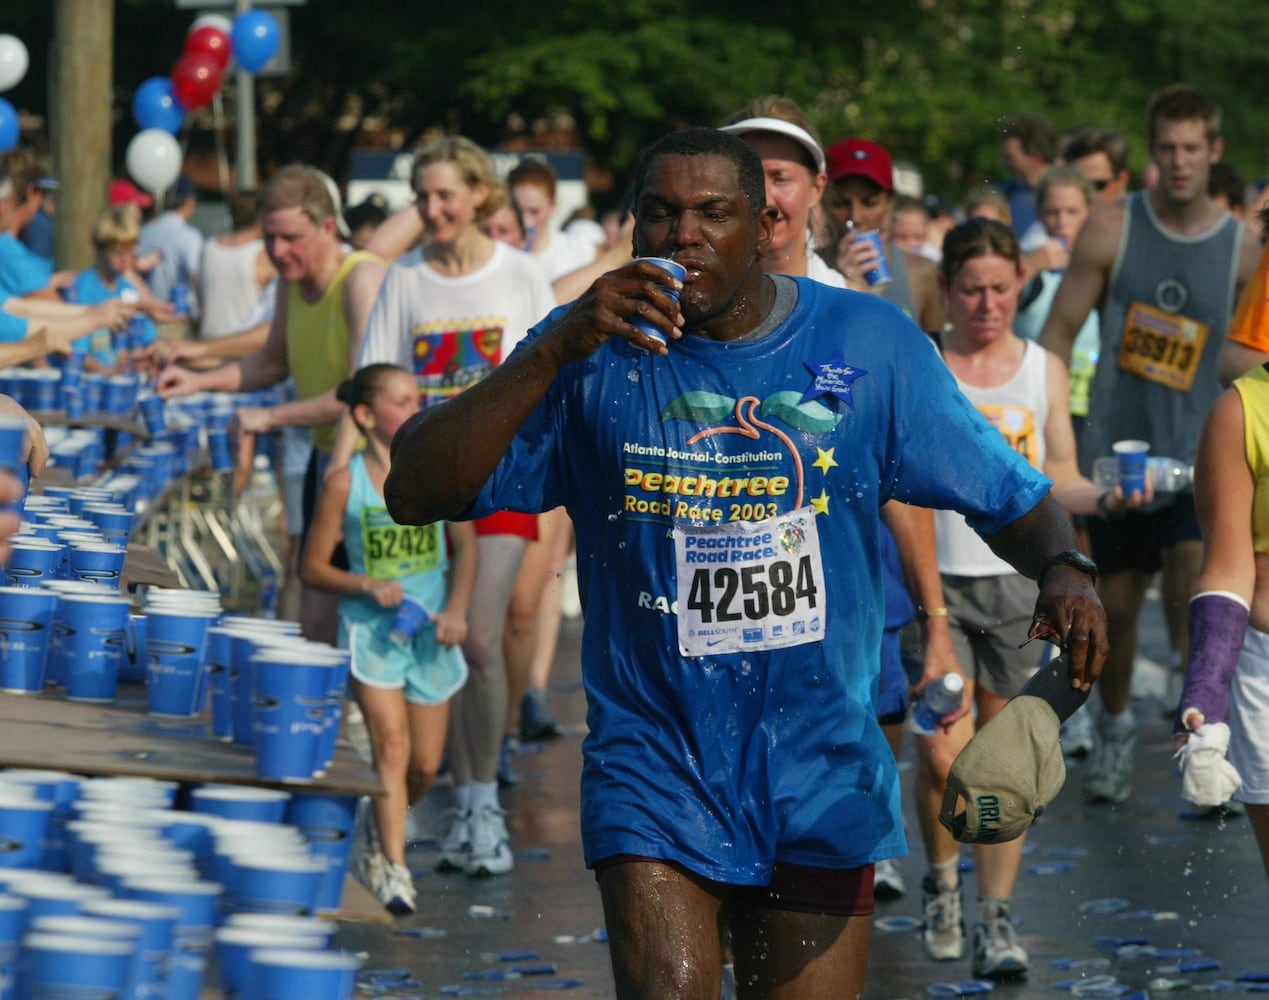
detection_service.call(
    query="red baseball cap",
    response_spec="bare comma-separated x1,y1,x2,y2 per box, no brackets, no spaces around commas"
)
109,179,154,209
826,139,894,192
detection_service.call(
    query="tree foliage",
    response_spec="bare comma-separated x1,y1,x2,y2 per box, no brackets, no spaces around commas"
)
4,0,1268,204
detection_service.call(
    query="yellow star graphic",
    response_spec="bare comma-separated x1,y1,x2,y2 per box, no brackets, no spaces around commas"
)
811,490,830,515
813,447,838,474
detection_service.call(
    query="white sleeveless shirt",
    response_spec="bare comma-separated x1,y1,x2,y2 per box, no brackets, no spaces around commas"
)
936,339,1049,577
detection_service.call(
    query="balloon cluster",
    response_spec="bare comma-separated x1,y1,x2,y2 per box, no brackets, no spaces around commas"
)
0,34,30,154
126,11,281,195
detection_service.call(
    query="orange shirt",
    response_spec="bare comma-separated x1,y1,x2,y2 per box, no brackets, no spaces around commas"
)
1227,241,1269,352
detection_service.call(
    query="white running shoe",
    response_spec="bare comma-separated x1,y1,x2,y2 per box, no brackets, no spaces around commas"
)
560,554,582,620
377,859,417,916
874,858,906,900
921,874,966,961
435,809,472,873
972,908,1028,979
1084,715,1137,804
466,804,513,878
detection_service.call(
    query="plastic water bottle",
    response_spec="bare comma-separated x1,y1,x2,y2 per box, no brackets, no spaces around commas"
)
909,674,965,735
1091,456,1193,493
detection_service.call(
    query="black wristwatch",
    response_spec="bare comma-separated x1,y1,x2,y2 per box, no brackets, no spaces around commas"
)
1037,549,1098,589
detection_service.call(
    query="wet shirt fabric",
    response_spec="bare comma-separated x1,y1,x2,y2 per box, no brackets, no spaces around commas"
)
464,276,1051,885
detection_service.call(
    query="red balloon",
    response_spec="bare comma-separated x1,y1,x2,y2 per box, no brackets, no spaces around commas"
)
171,52,222,111
185,25,232,70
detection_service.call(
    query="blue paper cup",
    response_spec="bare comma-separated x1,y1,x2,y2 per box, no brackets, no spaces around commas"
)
284,794,357,913
58,594,131,703
206,627,234,740
9,877,110,920
1113,438,1150,496
81,898,180,1000
207,431,233,473
30,915,144,999
224,911,335,944
191,786,291,824
855,228,893,287
144,609,216,718
61,385,85,419
388,597,429,645
120,613,147,684
0,587,58,693
223,853,327,916
0,770,81,874
68,543,127,586
251,652,340,782
80,505,135,546
215,927,328,1000
248,947,361,1000
226,626,299,747
137,393,166,438
630,257,686,346
0,418,26,474
17,931,135,1000
0,892,28,996
0,795,54,869
5,542,62,588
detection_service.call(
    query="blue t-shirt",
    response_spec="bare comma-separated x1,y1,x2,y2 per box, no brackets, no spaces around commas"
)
66,268,157,366
465,277,1052,883
0,232,53,298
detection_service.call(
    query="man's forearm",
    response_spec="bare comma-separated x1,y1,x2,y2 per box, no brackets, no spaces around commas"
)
269,390,343,430
386,333,565,525
984,492,1080,580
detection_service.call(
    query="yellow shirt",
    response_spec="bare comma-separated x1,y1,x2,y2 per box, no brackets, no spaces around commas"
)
1235,362,1269,554
285,249,379,454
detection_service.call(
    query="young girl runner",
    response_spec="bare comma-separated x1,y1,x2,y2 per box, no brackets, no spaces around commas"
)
302,362,478,914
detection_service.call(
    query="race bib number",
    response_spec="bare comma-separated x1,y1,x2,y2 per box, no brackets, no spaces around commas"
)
361,508,442,580
674,507,825,657
1118,301,1209,392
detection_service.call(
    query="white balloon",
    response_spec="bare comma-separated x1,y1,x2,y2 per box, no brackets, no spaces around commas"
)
0,35,29,94
125,129,183,195
190,14,233,36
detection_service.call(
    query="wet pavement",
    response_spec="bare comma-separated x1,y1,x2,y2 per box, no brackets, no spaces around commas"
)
335,594,1269,998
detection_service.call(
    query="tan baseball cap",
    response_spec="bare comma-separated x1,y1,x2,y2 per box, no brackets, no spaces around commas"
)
938,655,1089,844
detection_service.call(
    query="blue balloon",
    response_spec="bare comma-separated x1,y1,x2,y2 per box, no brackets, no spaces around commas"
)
131,77,185,135
231,11,280,74
0,98,17,153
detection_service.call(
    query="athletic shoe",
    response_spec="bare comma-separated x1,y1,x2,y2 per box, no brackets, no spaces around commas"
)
1060,704,1095,761
874,858,906,901
497,736,519,787
378,859,417,916
921,874,965,961
466,804,513,877
520,688,560,742
972,909,1028,979
435,809,471,873
1084,716,1137,804
356,844,385,893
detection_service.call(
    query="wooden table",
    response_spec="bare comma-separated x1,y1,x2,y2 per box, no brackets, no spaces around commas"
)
0,686,380,798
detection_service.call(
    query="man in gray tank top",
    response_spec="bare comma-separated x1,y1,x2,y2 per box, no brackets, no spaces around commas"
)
1040,85,1261,806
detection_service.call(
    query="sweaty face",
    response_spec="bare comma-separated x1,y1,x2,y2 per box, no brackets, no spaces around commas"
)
741,133,823,257
1039,184,1091,246
943,252,1024,345
829,177,893,237
263,207,332,282
415,161,486,245
1150,118,1220,208
633,152,771,327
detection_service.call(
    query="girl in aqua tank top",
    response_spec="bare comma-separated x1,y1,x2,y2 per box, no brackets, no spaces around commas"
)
301,363,478,915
